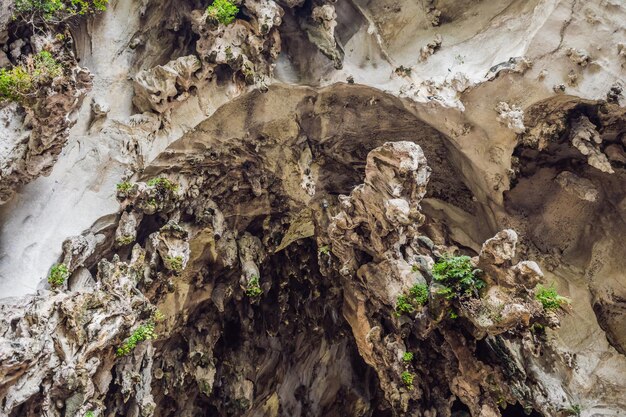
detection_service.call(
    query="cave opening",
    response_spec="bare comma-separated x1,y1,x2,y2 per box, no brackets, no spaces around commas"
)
451,399,471,416
500,402,543,417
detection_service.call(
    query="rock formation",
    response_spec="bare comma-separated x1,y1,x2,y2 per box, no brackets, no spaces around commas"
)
0,0,625,416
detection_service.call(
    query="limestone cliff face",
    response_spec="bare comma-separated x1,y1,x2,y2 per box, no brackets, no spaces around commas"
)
0,1,625,416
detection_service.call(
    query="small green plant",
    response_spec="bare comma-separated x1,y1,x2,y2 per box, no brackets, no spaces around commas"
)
206,0,239,25
245,275,262,297
318,245,330,255
48,263,69,288
432,255,484,299
147,177,179,192
566,404,581,416
535,284,571,311
14,0,108,21
395,283,429,316
164,256,184,274
116,181,133,193
116,323,156,357
402,352,413,362
401,371,414,388
409,284,429,306
115,235,135,246
395,294,414,316
0,51,63,102
85,411,95,417
449,310,459,319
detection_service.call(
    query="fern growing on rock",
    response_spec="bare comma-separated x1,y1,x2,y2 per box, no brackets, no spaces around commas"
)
535,284,571,311
206,0,239,25
116,323,156,357
432,255,484,299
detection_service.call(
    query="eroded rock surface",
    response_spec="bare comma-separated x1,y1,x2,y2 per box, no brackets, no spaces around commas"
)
1,0,626,416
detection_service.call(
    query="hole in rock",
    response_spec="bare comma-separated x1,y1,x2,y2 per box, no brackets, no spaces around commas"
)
451,399,471,416
500,402,543,417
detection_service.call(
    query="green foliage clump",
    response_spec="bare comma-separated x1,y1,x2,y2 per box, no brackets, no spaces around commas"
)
48,263,69,288
116,323,156,357
165,256,184,274
0,51,62,102
409,283,429,306
207,0,239,25
14,0,108,21
116,181,133,193
245,275,262,297
318,245,330,255
535,284,571,311
401,371,414,388
115,235,135,246
147,177,179,192
85,412,95,417
402,352,413,362
566,404,581,417
395,283,429,316
395,294,414,315
432,255,484,299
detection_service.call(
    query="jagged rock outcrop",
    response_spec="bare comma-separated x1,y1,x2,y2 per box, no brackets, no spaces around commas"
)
0,38,92,203
1,0,626,416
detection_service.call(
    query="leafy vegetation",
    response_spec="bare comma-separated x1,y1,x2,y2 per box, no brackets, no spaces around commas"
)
116,323,156,357
85,411,95,417
409,283,429,306
0,51,63,102
116,181,133,193
165,256,184,274
395,283,429,316
318,245,330,255
147,177,179,192
395,295,414,315
48,263,69,288
566,404,581,417
432,255,484,299
206,0,239,25
14,0,108,22
402,352,413,362
401,371,414,388
245,275,262,297
115,235,134,246
535,284,571,311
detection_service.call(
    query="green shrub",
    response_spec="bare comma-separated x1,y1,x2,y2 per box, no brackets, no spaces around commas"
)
535,284,570,311
401,371,414,388
116,323,156,356
48,263,69,288
147,177,179,192
245,275,262,297
0,51,62,102
409,284,429,306
395,283,429,316
395,294,414,315
432,255,484,299
207,0,239,25
14,0,108,21
116,181,133,193
85,412,95,417
165,256,184,274
115,235,135,246
402,352,413,362
318,245,330,255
